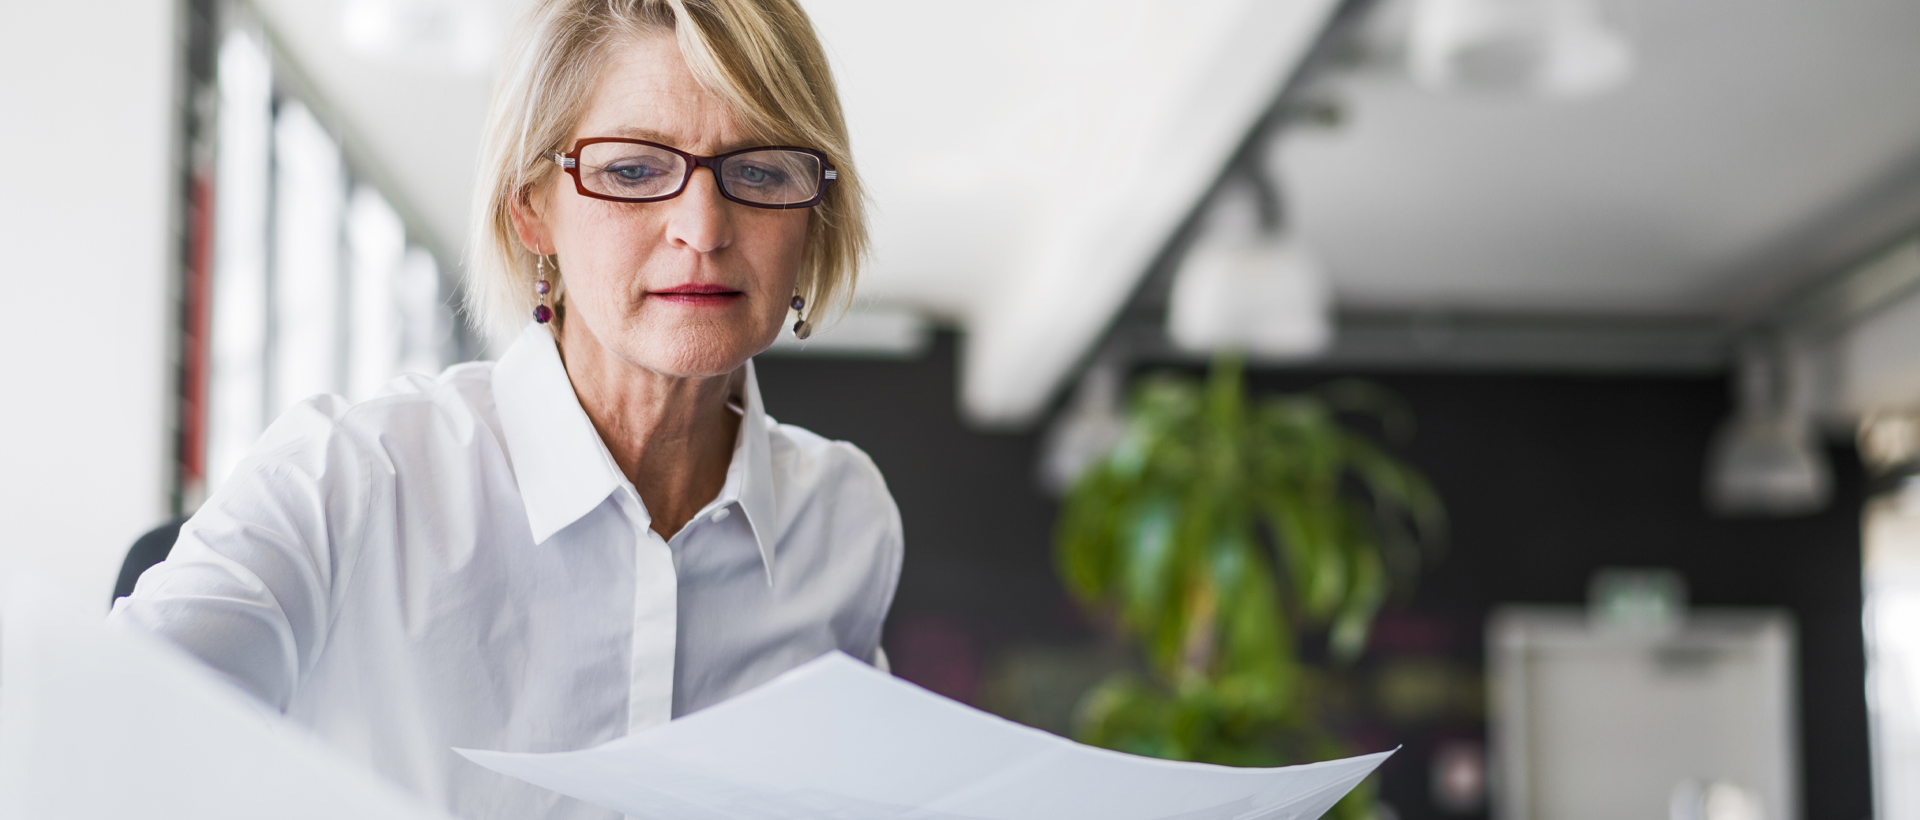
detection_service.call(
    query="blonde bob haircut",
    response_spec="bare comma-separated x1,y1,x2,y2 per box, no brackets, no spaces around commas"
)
467,0,867,337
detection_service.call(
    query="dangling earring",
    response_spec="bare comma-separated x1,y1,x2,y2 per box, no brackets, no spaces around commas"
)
790,292,811,340
534,255,554,324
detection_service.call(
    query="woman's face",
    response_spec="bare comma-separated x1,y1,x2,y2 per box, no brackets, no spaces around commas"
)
516,32,810,378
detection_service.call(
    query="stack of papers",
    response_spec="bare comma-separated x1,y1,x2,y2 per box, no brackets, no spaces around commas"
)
1,578,1387,820
461,652,1391,820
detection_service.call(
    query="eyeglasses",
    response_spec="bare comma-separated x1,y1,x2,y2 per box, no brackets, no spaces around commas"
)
552,138,838,209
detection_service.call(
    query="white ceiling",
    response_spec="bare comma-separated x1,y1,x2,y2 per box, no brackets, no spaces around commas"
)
1281,0,1920,322
248,0,507,260
247,0,1920,426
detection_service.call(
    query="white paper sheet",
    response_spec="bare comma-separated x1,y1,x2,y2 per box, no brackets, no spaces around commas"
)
0,577,452,820
459,652,1392,820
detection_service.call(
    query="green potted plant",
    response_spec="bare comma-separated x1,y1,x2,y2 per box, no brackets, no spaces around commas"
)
1054,355,1444,818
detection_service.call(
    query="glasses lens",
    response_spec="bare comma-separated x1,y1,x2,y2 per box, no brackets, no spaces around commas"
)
577,142,686,200
719,150,823,206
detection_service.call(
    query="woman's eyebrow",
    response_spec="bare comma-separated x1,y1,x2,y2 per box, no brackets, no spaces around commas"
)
604,125,754,153
607,125,676,142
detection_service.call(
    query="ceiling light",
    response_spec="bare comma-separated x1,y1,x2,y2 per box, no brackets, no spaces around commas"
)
1037,359,1129,495
338,0,499,74
1705,341,1831,516
1408,0,1634,99
764,307,931,359
1167,220,1333,359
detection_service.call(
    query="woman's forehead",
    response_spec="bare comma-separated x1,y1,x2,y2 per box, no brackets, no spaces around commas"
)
576,33,750,154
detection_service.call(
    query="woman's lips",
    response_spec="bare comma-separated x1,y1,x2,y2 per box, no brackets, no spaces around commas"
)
650,284,743,305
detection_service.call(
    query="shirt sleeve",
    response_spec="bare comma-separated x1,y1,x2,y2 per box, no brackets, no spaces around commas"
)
838,440,904,674
109,395,378,711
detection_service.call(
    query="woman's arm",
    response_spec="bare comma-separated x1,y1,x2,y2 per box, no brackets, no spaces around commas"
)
110,395,379,711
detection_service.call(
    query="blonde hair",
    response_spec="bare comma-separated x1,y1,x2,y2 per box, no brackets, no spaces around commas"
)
466,0,867,337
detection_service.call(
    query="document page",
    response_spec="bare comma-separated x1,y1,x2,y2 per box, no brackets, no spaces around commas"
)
0,578,452,820
460,652,1391,820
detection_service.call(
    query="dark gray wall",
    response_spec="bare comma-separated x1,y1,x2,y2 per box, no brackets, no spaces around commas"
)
753,333,1871,820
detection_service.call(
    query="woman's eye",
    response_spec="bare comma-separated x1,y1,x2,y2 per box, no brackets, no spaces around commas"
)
732,164,785,187
608,163,663,181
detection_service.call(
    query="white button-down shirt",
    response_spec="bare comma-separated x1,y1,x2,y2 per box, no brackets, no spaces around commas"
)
110,324,903,820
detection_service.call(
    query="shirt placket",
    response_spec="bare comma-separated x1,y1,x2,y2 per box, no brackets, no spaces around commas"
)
620,490,678,734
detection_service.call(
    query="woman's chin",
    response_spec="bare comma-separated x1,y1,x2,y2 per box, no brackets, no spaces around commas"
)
620,326,775,378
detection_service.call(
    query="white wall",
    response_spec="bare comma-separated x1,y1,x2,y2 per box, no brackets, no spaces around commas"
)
0,2,178,602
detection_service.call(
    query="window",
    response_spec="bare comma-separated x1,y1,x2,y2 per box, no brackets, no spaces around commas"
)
199,23,462,500
1865,481,1920,820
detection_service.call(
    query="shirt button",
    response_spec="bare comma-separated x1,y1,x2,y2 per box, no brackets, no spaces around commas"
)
710,507,731,523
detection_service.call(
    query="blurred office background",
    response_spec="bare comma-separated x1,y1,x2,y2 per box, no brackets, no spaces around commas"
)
6,1,1920,818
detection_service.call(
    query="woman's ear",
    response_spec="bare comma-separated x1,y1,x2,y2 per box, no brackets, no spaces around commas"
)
507,183,555,255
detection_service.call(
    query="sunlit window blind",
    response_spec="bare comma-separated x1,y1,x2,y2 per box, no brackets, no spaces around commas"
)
347,186,406,402
206,29,272,497
1866,485,1920,820
271,100,346,416
203,25,459,495
397,247,453,379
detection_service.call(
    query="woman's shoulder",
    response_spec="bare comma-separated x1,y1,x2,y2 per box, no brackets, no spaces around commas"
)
762,418,896,513
761,420,902,576
247,362,508,471
355,361,501,428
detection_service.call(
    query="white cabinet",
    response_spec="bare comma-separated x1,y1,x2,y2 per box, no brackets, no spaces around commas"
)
1488,607,1797,820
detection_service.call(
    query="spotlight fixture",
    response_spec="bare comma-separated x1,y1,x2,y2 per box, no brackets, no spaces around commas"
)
1407,0,1635,98
1037,358,1130,495
339,0,500,74
1167,227,1333,359
1705,339,1831,517
1165,174,1333,360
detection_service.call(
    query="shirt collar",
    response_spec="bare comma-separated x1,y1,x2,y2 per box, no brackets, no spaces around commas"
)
492,323,781,583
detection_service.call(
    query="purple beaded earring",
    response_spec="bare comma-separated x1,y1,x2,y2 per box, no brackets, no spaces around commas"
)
533,255,554,324
790,292,811,340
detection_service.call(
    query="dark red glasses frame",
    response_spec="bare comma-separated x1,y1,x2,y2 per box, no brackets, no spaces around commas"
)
552,137,838,209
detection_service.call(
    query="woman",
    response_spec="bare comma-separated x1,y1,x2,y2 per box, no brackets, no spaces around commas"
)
110,1,900,818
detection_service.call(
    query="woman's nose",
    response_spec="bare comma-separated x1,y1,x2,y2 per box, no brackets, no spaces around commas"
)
664,167,734,254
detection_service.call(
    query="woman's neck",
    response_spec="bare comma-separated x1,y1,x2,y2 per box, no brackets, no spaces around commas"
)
555,320,743,540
